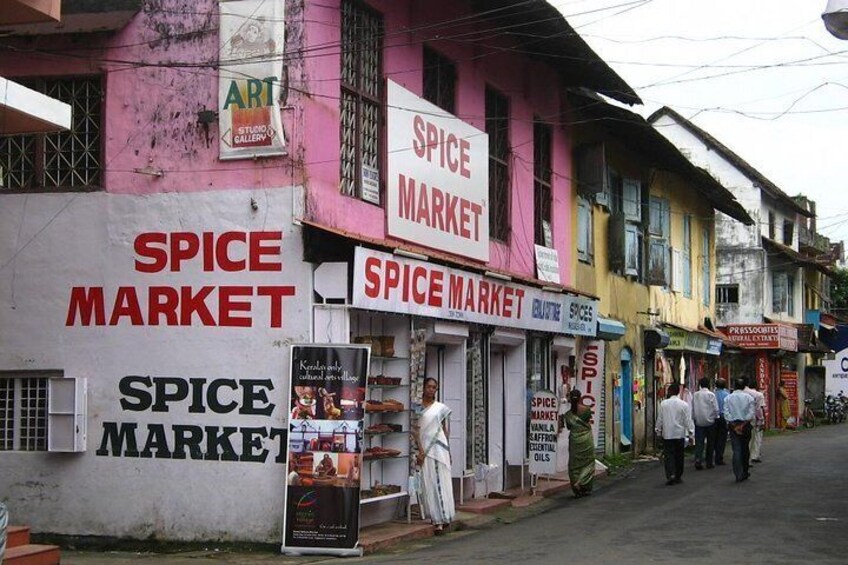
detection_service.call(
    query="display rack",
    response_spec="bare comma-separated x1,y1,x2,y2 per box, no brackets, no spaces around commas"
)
351,311,412,522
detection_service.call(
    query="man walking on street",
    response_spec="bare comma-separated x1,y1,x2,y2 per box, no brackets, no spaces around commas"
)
656,383,694,486
692,377,719,470
744,378,766,463
713,378,730,466
725,378,755,482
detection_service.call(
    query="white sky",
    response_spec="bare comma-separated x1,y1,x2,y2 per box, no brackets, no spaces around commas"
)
555,0,848,245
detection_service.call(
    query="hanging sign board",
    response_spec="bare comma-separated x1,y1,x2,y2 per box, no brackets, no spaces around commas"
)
282,344,368,557
219,0,286,159
528,390,558,475
386,80,489,261
823,346,848,396
576,339,605,446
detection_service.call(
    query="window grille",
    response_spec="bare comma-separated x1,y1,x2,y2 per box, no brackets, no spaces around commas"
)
339,1,383,201
716,284,739,304
0,377,48,451
423,47,456,114
533,120,552,246
486,87,510,241
0,77,102,190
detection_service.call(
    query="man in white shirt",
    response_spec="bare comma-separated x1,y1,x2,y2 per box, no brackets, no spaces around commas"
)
656,383,695,485
725,377,756,482
744,378,766,463
692,376,719,470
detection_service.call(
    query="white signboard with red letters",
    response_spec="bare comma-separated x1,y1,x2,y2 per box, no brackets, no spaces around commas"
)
386,80,489,261
576,339,605,446
353,247,594,335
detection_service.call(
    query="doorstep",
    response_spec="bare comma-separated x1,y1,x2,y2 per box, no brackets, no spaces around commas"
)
358,520,434,554
455,497,512,514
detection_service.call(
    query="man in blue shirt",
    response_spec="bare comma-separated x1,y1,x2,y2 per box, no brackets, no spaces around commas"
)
724,377,756,482
713,378,730,466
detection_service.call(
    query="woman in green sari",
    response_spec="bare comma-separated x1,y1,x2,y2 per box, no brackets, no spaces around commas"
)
563,388,595,497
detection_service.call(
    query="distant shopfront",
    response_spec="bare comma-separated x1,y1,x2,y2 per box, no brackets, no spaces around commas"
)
719,323,800,428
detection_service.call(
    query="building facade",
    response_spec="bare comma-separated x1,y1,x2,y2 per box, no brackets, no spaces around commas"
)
569,98,752,457
650,107,838,427
0,0,640,543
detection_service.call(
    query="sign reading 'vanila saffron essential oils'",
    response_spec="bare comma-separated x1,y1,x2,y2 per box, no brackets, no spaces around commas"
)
219,0,286,159
282,345,369,557
386,80,489,261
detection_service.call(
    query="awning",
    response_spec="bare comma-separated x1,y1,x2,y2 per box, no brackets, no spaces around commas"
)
597,317,626,341
0,0,141,36
0,77,71,134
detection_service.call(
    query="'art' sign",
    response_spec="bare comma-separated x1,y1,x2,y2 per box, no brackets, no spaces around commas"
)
386,80,489,261
219,0,286,159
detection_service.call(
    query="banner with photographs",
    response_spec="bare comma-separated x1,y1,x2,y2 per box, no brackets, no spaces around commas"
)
219,0,286,159
282,344,368,556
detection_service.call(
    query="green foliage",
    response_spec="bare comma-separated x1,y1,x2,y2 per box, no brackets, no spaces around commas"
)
831,268,848,311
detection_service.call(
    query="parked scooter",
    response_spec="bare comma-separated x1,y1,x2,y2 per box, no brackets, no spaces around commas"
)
825,393,846,424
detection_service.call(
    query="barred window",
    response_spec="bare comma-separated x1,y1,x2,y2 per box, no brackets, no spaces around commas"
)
533,120,552,246
0,76,102,191
423,46,456,114
716,284,739,304
0,376,48,451
340,0,383,203
486,87,510,241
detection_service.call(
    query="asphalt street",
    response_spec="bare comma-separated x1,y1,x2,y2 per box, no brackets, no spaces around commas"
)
62,425,848,565
356,424,848,565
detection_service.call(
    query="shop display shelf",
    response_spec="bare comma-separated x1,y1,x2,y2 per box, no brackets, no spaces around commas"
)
359,491,409,504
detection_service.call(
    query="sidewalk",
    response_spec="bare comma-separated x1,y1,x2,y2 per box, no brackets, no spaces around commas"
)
57,469,609,564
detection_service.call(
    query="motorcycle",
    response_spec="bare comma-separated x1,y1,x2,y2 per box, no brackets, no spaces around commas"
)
825,394,846,424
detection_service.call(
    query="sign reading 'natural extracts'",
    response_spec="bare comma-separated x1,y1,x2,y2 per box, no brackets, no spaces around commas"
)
386,80,489,261
219,0,286,159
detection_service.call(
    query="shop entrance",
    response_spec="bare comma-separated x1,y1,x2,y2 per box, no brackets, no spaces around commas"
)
620,348,633,449
488,330,525,492
425,342,465,478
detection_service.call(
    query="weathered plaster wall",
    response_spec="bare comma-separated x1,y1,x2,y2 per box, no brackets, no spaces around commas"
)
301,0,574,281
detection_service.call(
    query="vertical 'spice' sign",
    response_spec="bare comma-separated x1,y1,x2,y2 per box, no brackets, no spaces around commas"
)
386,80,489,261
219,0,286,159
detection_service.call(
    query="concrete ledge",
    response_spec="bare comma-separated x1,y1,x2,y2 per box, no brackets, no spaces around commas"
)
455,497,512,514
359,521,433,554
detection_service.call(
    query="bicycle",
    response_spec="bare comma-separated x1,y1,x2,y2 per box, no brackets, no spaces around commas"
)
801,398,816,429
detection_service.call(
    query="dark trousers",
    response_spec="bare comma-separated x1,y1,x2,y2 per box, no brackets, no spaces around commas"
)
714,417,728,464
663,438,686,481
694,423,716,466
729,422,752,481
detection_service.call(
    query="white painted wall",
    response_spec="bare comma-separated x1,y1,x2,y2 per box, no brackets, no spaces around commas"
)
0,189,311,542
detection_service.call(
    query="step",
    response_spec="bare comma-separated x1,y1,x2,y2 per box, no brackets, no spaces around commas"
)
455,497,511,514
2,544,61,565
6,527,30,549
359,521,433,554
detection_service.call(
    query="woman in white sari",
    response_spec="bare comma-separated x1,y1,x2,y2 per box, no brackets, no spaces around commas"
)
416,377,455,533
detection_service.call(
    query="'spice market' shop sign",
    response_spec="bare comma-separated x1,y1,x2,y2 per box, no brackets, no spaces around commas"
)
218,0,286,159
352,248,597,336
386,80,489,261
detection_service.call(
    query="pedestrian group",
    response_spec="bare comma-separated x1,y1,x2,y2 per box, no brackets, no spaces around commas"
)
655,376,766,485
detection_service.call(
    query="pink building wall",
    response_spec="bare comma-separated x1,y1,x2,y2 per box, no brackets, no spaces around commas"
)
301,0,575,283
0,0,576,284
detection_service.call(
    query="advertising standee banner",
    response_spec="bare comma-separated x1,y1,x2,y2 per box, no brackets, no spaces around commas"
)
219,0,287,159
282,345,368,556
528,390,558,475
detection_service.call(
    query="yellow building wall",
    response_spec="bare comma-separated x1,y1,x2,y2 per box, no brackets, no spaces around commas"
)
648,170,717,331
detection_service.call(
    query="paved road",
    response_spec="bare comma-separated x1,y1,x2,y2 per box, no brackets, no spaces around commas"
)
355,425,848,565
63,425,848,564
